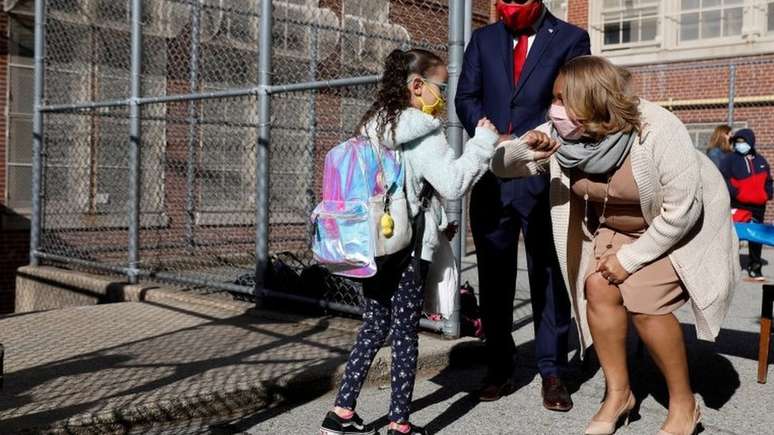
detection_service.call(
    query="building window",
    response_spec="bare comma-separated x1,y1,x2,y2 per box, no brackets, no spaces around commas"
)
270,80,314,225
601,0,660,48
591,1,774,62
6,16,34,211
39,17,167,227
685,122,746,152
343,0,390,22
545,0,569,21
678,0,744,42
198,44,258,221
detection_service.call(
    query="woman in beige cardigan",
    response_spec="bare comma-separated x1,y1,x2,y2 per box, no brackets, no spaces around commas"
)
492,56,739,435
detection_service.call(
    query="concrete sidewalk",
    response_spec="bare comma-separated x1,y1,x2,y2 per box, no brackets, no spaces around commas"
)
244,252,774,435
0,290,478,434
1,244,771,434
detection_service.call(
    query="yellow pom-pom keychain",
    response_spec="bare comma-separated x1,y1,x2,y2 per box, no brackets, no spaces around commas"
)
381,212,395,238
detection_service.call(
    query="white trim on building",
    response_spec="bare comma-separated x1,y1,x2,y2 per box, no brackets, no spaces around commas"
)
590,0,774,65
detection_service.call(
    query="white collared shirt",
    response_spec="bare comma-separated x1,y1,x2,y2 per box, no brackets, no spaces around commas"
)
511,6,548,56
513,34,537,55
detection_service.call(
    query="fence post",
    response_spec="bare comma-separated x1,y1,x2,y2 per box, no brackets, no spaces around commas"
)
443,0,466,339
255,0,274,303
727,63,736,126
127,0,143,283
186,1,202,251
307,25,318,247
30,0,46,266
459,0,473,260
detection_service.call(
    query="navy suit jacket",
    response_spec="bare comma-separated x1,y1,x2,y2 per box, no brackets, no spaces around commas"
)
456,13,590,211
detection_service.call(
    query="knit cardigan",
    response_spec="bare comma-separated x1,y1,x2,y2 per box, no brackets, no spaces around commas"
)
491,100,740,352
363,108,499,261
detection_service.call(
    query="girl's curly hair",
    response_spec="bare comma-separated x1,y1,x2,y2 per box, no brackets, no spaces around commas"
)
356,48,444,142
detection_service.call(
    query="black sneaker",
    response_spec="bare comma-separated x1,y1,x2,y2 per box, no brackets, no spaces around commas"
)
748,269,766,281
319,411,375,435
387,423,428,435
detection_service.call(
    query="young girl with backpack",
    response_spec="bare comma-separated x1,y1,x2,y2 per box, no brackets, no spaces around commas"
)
319,49,499,435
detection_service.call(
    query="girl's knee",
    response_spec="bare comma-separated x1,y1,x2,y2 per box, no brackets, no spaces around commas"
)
389,320,420,343
360,319,390,344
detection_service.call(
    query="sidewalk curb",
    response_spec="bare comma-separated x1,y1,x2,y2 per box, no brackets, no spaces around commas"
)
18,287,483,434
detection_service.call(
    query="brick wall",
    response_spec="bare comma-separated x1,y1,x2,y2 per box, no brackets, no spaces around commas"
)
566,0,589,29
25,0,482,293
629,55,774,222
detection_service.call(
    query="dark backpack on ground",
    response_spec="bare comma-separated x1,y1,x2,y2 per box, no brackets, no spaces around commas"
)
459,282,484,338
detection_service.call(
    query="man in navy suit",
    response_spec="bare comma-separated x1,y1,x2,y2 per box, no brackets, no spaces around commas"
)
456,0,590,409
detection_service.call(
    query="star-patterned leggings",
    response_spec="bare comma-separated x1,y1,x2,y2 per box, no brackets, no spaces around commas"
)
335,259,429,423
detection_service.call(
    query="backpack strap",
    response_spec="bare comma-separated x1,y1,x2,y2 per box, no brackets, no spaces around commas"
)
411,180,435,276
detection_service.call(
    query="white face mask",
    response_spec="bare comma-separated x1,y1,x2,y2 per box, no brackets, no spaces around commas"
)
735,141,752,155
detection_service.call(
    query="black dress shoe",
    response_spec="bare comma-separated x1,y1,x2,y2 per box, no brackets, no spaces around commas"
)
541,376,573,412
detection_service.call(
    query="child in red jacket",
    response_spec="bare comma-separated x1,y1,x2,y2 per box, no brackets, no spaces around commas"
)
720,128,773,280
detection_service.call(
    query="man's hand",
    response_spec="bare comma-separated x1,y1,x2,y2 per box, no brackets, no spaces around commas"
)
522,130,560,161
596,254,630,285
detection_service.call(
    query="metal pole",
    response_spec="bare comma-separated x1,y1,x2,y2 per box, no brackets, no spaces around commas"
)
255,0,273,304
727,63,736,126
464,0,473,44
306,25,318,247
186,1,202,250
459,0,473,260
443,0,466,339
127,0,143,283
30,0,46,266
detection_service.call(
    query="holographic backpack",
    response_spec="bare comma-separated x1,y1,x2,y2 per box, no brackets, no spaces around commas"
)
311,136,412,278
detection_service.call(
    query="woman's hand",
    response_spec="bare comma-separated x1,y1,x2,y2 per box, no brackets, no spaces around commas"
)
596,254,630,285
522,130,560,161
477,117,498,135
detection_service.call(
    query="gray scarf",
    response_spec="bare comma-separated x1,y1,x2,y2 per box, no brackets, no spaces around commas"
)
552,127,637,175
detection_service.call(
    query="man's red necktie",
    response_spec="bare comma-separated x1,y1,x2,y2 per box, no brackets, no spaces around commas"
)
513,33,529,85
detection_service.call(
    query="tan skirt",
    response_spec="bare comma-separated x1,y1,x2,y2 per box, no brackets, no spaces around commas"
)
584,227,689,315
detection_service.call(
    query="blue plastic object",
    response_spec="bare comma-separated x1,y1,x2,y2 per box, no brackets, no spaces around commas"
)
735,223,774,247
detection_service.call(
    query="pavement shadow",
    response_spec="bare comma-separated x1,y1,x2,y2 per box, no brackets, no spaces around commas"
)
367,331,599,434
628,323,741,414
0,303,352,433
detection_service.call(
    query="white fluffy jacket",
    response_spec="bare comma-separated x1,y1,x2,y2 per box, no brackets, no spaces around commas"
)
491,100,740,352
363,108,498,261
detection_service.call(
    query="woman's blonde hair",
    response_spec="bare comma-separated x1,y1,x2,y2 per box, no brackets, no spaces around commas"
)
558,56,641,140
707,125,732,153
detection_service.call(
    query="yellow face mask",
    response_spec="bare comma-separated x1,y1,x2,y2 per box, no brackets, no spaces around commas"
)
419,88,446,116
411,77,447,117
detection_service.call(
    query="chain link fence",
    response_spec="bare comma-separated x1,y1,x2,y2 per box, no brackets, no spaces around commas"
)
629,56,774,221
32,0,474,334
37,0,772,336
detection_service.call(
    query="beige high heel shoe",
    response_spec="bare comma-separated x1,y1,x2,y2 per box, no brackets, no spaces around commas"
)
656,399,702,435
585,391,636,435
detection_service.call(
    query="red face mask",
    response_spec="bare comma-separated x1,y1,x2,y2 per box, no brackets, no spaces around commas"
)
497,1,543,33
